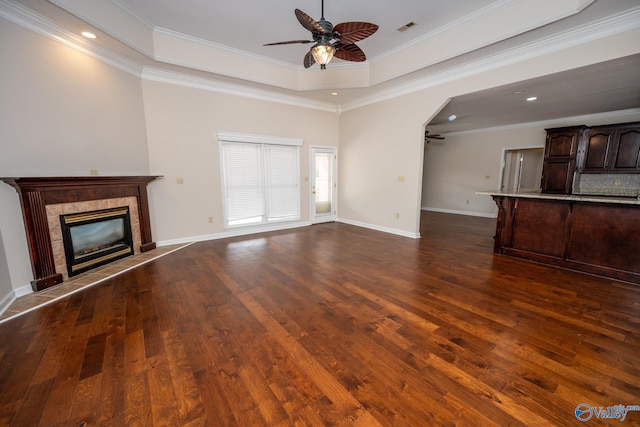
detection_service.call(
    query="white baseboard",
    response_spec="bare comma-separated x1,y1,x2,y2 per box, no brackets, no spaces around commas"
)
0,290,16,316
0,283,33,316
422,207,497,219
336,217,420,239
157,220,312,247
14,283,33,297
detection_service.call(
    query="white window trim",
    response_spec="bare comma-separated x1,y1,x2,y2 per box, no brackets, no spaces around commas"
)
217,131,303,147
217,131,303,230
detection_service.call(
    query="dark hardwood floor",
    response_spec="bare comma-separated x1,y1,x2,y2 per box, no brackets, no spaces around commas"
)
1,211,639,426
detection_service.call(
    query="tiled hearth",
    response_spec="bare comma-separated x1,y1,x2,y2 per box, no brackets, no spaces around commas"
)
0,243,192,324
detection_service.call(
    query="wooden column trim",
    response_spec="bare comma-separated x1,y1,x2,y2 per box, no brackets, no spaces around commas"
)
22,190,63,290
136,182,156,252
1,176,161,291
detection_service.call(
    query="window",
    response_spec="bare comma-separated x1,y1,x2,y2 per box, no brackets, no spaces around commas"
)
218,132,302,228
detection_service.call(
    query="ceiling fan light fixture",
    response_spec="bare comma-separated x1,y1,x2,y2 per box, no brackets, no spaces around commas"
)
311,42,335,69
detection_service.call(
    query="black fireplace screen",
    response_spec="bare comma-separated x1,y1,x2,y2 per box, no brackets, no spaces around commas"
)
60,206,134,276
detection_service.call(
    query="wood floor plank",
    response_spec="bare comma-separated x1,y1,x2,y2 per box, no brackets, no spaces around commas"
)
1,211,639,426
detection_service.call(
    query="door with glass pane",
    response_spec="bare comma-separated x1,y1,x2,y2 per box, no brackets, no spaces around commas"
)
311,147,337,224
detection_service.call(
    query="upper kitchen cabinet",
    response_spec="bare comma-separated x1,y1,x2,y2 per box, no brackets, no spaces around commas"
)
582,122,640,173
611,125,640,171
545,126,583,158
541,126,585,194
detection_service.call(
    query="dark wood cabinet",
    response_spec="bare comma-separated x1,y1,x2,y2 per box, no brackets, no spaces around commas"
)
581,123,640,173
541,126,584,194
583,127,615,171
611,125,640,171
541,122,640,194
540,160,575,193
490,195,640,285
545,127,580,157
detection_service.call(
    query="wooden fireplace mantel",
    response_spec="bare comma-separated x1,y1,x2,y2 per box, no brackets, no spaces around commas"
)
1,176,161,291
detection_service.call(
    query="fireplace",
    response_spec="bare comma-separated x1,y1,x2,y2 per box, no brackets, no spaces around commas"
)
0,176,160,291
60,206,134,277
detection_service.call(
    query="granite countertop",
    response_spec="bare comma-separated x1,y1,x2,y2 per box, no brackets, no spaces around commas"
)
477,191,640,205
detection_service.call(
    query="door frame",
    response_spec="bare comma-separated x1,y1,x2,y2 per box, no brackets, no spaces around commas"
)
499,145,544,193
310,146,338,224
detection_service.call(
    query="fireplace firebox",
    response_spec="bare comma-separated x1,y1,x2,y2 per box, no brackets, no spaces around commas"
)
60,206,134,277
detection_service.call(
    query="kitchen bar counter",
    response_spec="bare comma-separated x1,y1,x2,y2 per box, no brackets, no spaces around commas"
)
480,191,640,285
478,191,640,205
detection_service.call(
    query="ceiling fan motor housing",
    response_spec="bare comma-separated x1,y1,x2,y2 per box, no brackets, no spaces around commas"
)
316,19,334,36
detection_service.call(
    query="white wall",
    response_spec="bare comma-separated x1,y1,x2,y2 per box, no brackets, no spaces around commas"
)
338,26,640,233
421,111,640,217
339,92,446,237
141,80,339,243
0,19,150,294
422,126,547,216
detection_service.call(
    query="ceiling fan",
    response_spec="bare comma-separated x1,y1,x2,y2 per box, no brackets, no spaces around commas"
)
263,0,379,70
425,130,445,143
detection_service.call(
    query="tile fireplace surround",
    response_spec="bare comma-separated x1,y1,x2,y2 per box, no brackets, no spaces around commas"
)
1,176,160,291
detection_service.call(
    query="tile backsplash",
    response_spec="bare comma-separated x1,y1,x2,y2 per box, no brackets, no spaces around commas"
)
574,173,640,197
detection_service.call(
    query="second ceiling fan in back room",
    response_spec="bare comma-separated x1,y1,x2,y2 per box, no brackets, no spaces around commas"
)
263,0,379,69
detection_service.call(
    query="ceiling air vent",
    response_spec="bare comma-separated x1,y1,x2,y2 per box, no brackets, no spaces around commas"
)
396,22,416,32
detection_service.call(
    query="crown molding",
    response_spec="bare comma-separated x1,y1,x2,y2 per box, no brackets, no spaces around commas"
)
153,27,298,71
4,0,639,115
372,0,515,63
47,0,599,91
446,108,640,136
50,0,155,57
141,67,338,113
369,0,597,84
0,1,337,112
340,7,640,112
0,0,141,76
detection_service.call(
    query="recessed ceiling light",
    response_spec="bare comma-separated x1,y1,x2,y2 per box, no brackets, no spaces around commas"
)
331,92,339,96
448,114,457,122
526,96,538,101
512,90,525,94
81,31,97,39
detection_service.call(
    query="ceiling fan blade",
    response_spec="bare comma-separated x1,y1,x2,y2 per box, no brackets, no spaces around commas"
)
295,9,325,34
303,51,316,68
425,131,445,139
334,43,366,62
333,22,379,44
263,40,314,46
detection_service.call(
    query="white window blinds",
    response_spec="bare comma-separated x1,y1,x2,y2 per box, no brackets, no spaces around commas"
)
219,133,301,228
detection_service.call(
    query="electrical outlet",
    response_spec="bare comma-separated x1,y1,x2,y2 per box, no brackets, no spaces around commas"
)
176,177,184,184
398,176,406,183
485,175,491,180
396,212,400,219
89,169,98,176
208,217,213,223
